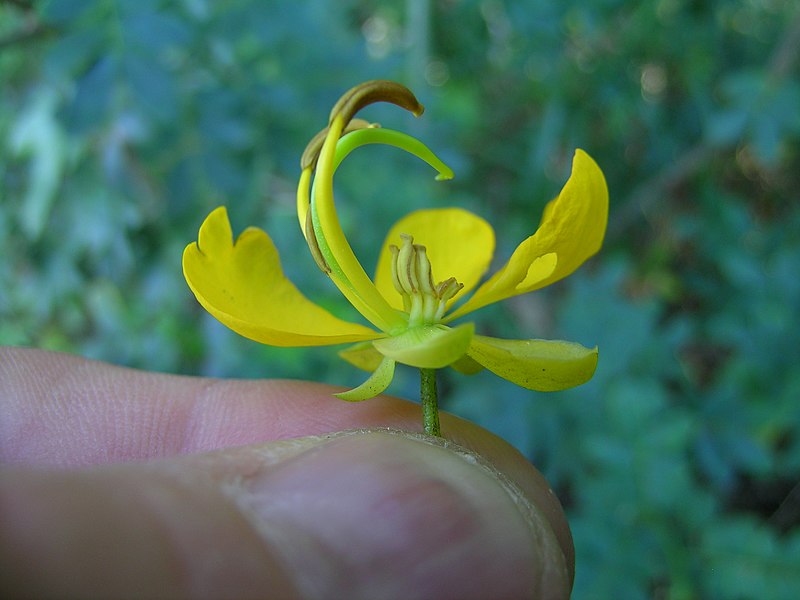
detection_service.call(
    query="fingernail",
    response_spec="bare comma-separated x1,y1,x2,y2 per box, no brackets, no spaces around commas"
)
239,430,570,599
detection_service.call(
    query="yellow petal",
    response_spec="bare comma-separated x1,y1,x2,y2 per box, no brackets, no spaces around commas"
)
338,341,384,372
335,356,396,401
467,335,598,391
448,149,608,320
374,208,495,310
372,323,474,369
449,354,484,375
183,207,380,346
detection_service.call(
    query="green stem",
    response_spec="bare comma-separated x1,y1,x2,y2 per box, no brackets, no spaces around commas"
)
420,368,441,437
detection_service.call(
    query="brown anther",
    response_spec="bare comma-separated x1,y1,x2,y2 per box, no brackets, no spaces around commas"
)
389,232,463,324
436,277,463,302
414,244,436,294
302,81,422,170
328,80,424,127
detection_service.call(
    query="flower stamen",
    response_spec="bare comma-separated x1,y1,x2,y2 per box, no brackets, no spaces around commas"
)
434,278,463,321
390,235,464,327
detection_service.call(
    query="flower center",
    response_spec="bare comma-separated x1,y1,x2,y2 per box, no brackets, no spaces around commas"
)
389,234,464,327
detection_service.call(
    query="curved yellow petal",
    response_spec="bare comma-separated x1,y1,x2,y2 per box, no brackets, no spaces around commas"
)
374,208,495,310
372,323,475,369
467,335,598,391
335,356,396,401
183,207,380,347
448,149,608,320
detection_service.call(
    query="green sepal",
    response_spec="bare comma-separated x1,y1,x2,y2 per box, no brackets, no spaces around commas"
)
335,355,396,401
372,323,474,369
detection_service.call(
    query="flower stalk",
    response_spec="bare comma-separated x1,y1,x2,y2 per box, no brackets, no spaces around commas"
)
420,368,440,437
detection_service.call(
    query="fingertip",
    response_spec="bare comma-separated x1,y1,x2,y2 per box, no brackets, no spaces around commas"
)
235,430,572,599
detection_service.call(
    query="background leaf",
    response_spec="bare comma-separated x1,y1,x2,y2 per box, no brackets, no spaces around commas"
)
2,1,799,596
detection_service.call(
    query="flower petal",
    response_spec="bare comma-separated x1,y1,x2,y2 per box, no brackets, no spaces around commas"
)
449,354,484,375
338,341,384,372
448,149,608,320
335,356,396,401
183,207,380,346
374,208,495,310
372,323,475,369
467,335,598,391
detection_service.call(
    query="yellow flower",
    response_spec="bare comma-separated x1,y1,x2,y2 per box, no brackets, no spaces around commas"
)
183,81,608,412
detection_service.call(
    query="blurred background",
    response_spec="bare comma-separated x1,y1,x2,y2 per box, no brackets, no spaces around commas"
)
2,0,799,596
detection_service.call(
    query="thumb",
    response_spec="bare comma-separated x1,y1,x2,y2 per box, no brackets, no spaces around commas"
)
1,430,571,599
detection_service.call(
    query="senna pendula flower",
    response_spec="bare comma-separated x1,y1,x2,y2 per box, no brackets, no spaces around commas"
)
182,80,609,436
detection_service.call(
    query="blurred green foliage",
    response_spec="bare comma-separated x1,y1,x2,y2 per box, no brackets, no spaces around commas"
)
2,0,799,596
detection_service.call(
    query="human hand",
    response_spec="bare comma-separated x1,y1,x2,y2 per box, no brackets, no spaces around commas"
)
0,347,574,599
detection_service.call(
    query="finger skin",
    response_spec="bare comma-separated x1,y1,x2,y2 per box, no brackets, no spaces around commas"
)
0,347,575,595
1,432,570,599
0,461,297,599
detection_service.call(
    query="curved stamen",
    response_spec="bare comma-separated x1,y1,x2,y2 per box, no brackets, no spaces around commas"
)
298,119,376,237
296,166,313,238
332,127,454,181
297,80,455,333
311,116,406,332
309,125,455,332
298,81,429,240
301,118,376,172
